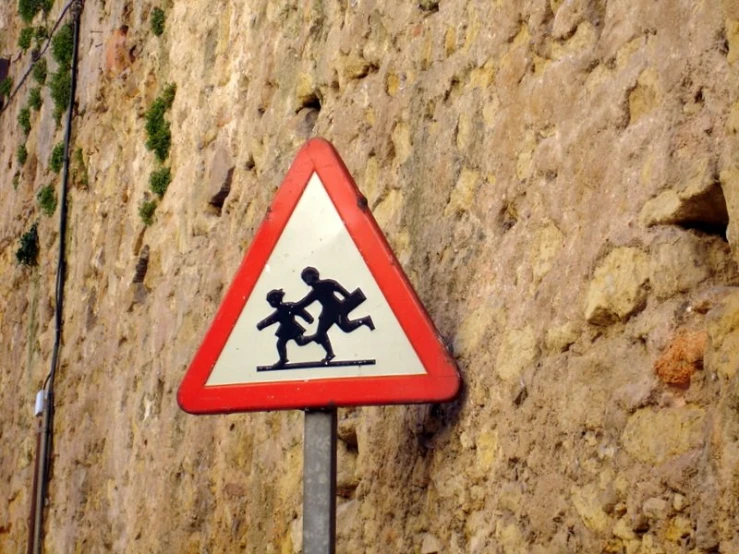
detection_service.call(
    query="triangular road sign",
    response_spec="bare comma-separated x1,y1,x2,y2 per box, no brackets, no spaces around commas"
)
178,138,460,413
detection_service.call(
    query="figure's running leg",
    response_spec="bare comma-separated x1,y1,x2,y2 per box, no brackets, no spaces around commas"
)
337,315,375,332
317,335,335,363
273,338,288,368
313,318,335,362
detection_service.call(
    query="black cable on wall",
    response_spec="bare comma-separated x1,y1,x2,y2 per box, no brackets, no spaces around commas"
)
31,2,83,552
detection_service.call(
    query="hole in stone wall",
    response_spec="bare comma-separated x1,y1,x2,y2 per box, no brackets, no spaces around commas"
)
419,0,440,13
299,92,322,112
498,201,519,232
132,245,150,284
671,182,729,240
330,72,340,92
209,167,234,216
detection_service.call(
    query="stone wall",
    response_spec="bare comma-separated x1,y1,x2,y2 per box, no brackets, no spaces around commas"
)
1,0,738,552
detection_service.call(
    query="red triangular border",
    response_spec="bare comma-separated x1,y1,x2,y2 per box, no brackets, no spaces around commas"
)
178,138,460,413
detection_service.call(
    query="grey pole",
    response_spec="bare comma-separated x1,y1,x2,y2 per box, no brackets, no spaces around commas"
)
303,409,337,554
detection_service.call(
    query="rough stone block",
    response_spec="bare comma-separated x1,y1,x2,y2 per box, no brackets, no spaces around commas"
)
720,167,739,257
420,533,443,554
571,483,610,534
621,407,705,465
104,27,134,77
726,19,739,64
585,247,650,325
444,167,479,216
495,325,538,382
705,289,739,379
642,497,669,520
530,221,564,284
648,235,711,299
544,322,578,353
640,185,728,230
653,330,706,388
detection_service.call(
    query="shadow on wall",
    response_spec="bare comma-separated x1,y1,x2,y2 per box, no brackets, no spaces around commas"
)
0,58,10,109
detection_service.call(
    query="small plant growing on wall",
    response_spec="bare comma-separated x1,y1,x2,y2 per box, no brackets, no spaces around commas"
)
149,166,171,198
32,58,47,85
18,106,31,135
48,69,70,124
48,23,74,124
28,87,42,110
16,223,39,266
34,25,48,48
151,7,166,37
0,76,13,99
51,23,74,70
145,83,177,162
139,198,157,226
49,142,64,173
18,0,53,22
18,27,34,51
17,144,28,166
37,184,57,216
161,83,176,107
18,0,41,23
71,148,88,188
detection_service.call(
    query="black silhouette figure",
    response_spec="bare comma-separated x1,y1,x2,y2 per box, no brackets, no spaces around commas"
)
256,289,314,368
255,268,376,372
295,266,375,363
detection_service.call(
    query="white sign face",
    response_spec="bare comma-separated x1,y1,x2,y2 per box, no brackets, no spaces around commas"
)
205,173,426,386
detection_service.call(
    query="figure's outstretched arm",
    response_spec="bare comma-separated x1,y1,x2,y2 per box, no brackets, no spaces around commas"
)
256,312,278,331
295,290,316,310
297,307,314,324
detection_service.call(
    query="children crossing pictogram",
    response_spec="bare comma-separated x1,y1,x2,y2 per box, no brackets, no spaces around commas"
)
256,266,376,370
177,138,460,413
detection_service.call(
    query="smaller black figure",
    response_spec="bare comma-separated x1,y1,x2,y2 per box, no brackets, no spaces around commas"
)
296,266,375,363
256,289,314,368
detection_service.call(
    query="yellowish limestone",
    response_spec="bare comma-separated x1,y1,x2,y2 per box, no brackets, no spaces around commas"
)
456,113,473,150
572,483,610,533
445,27,457,58
495,326,538,382
629,69,661,124
475,430,500,470
445,167,479,215
622,407,706,465
530,221,564,284
544,322,578,353
391,121,412,165
585,247,650,325
385,72,400,97
705,290,739,379
726,19,739,64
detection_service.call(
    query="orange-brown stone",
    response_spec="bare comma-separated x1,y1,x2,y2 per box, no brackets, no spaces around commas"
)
654,330,707,387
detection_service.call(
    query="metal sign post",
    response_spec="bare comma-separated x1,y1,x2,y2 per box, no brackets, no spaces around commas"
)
303,409,337,554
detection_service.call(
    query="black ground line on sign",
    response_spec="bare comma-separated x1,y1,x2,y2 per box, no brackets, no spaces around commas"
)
256,359,377,372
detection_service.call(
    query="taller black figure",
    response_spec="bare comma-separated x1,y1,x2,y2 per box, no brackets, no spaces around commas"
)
296,266,375,362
